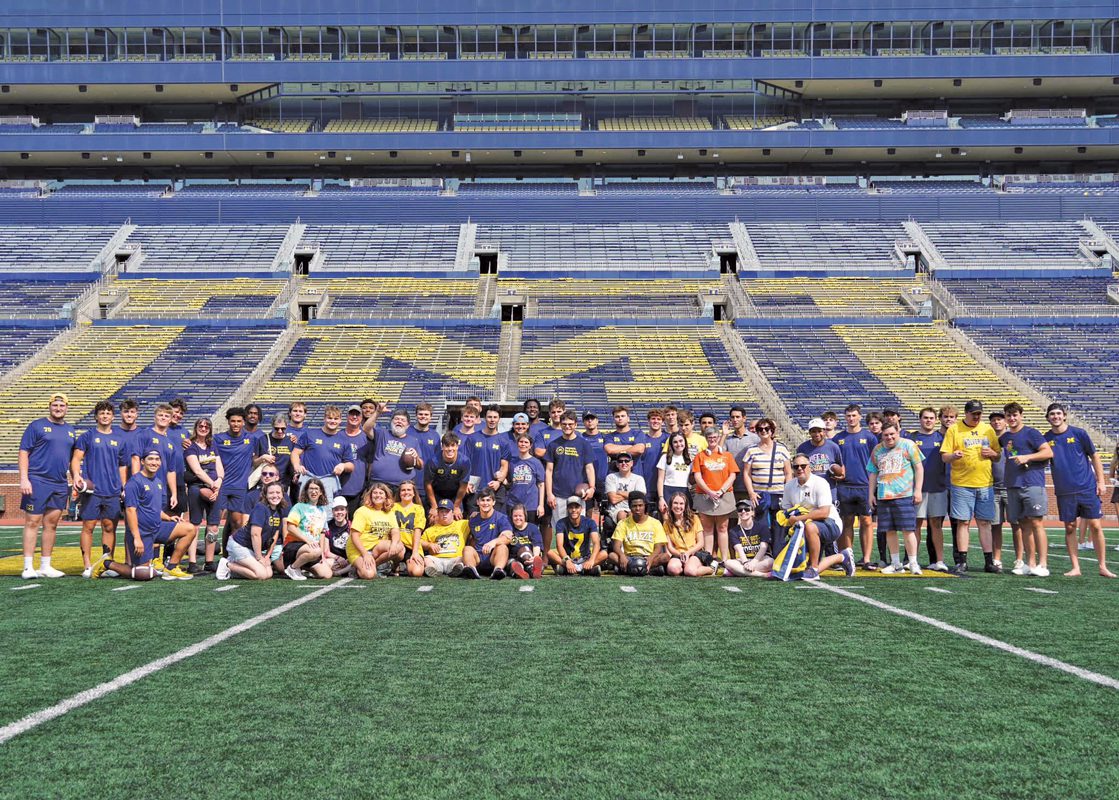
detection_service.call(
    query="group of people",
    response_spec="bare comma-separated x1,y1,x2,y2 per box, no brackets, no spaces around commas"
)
16,391,1117,582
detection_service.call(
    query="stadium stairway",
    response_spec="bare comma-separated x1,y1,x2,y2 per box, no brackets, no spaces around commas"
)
495,321,522,402
213,325,302,420
903,221,949,271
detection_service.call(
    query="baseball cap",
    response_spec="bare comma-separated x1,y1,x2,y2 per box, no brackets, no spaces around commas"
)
142,449,162,460
615,452,633,462
48,392,69,404
882,407,900,418
808,417,826,431
332,496,348,509
436,498,455,511
512,412,529,424
566,495,585,509
347,404,362,414
964,400,983,414
735,499,754,512
988,410,1006,419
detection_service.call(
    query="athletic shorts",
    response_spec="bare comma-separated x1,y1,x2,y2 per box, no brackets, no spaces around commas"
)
949,485,996,523
1006,486,1048,524
226,536,257,564
21,483,69,516
282,541,312,568
135,520,179,564
269,543,284,562
812,518,842,544
218,487,252,517
916,490,948,520
876,497,917,534
1110,486,1119,504
187,484,221,527
477,554,498,575
426,557,462,575
992,487,1008,527
837,485,871,518
78,493,122,523
1056,491,1102,524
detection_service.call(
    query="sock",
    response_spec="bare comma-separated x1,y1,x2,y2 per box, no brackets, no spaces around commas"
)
101,544,112,555
926,527,935,562
891,554,902,567
954,549,967,565
983,551,994,567
40,556,52,570
24,556,34,571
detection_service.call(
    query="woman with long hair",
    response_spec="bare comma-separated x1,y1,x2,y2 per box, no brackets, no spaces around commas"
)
393,479,426,576
281,478,332,580
664,492,714,577
657,431,692,516
219,482,287,581
347,482,404,579
184,417,224,574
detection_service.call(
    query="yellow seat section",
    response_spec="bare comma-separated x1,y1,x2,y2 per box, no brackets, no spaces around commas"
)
597,117,713,131
302,277,478,318
0,325,183,464
112,278,287,317
244,118,314,133
832,324,1044,425
724,115,791,130
498,278,722,319
743,277,925,316
323,119,438,133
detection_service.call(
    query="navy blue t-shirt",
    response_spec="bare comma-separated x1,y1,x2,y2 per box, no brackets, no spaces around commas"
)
581,431,609,494
124,471,165,534
232,501,284,551
131,427,183,500
545,435,593,498
795,439,844,494
905,430,947,493
183,441,219,484
1045,426,1098,495
555,515,598,560
295,428,352,478
425,453,472,498
639,431,670,489
256,432,296,485
833,429,877,489
409,425,442,472
506,455,545,510
999,426,1049,489
21,417,77,487
74,427,126,496
510,522,543,551
468,431,509,486
215,429,256,488
469,510,512,550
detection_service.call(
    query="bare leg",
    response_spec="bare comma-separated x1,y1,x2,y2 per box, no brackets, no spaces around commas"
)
1063,522,1081,577
1089,519,1116,577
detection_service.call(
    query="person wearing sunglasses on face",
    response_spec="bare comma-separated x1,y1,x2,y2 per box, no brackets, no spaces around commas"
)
184,418,224,574
781,455,848,581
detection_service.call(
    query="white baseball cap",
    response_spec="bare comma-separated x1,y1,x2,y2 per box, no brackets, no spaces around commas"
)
808,417,826,431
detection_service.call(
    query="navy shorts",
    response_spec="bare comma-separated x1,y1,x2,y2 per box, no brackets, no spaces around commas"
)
876,497,917,534
187,484,222,527
218,487,252,516
78,493,122,523
837,485,871,518
1056,491,1102,524
812,518,842,544
136,520,179,564
477,553,501,575
21,483,69,516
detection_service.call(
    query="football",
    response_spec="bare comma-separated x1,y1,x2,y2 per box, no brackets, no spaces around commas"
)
399,448,420,470
75,477,94,494
573,482,591,499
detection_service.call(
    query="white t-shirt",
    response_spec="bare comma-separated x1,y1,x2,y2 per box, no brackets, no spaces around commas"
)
781,473,841,527
656,453,692,490
605,471,647,514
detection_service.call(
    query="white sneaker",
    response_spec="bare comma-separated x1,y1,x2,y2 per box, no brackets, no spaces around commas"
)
907,560,923,575
284,565,307,581
928,561,948,572
1011,560,1028,576
21,567,39,580
1031,565,1050,578
103,569,119,578
215,557,231,581
1078,542,1090,551
38,565,65,579
881,563,902,574
81,567,93,579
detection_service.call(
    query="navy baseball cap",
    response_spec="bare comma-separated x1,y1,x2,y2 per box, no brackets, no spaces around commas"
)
436,498,455,510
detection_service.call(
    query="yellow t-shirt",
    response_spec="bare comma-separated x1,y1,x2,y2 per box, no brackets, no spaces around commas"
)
663,432,708,459
941,420,1001,488
420,519,470,560
346,507,398,560
665,516,702,552
392,502,427,550
614,515,668,557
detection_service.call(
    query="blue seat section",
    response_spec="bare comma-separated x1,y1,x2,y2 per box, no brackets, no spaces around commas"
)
962,324,1119,432
597,180,718,195
0,225,119,272
0,325,66,372
300,225,460,271
458,181,579,195
88,325,284,424
921,220,1092,270
1003,182,1119,195
0,279,97,315
200,294,278,314
125,225,289,272
832,116,905,129
872,180,987,194
941,278,1116,311
746,221,907,271
53,184,165,198
740,327,905,423
176,183,309,197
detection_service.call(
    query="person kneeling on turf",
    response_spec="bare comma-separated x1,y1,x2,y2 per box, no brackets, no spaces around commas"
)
508,503,545,579
781,456,848,581
92,450,197,581
723,499,774,577
414,499,476,577
463,488,512,579
548,495,606,576
217,482,286,581
610,492,670,576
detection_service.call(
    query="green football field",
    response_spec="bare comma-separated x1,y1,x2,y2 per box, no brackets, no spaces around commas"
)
1,524,1117,800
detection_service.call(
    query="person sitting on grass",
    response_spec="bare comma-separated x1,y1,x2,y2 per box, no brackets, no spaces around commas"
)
781,455,849,582
217,481,286,581
723,499,774,577
508,503,545,579
347,482,405,580
413,498,476,577
322,495,354,577
392,480,426,576
462,488,513,579
610,492,671,577
281,478,333,581
92,450,197,582
664,492,714,577
547,495,606,576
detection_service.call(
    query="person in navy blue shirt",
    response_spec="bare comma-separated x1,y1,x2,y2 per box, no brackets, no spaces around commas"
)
834,404,878,569
469,406,510,507
640,409,669,511
604,405,649,469
116,399,144,475
292,405,354,501
410,401,441,473
424,432,471,520
18,393,77,579
462,488,512,580
215,406,258,534
505,433,546,522
581,412,610,525
532,399,566,458
243,403,268,449
366,408,423,493
544,411,596,530
796,418,845,498
168,398,192,515
999,402,1053,577
522,398,547,437
70,400,129,577
91,449,198,582
129,403,182,513
255,414,297,495
507,503,545,579
338,405,374,517
1045,403,1115,578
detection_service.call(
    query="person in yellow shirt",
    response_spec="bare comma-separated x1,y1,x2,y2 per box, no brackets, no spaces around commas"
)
347,482,404,579
610,491,670,576
392,479,426,575
412,499,477,577
663,492,715,577
940,399,1001,575
661,410,707,458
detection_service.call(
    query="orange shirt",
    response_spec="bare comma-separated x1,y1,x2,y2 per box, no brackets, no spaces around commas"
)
692,449,739,491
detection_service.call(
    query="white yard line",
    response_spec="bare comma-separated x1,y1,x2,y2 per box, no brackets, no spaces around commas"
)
10,584,40,591
417,585,434,593
925,587,953,594
110,585,141,592
0,577,353,744
1023,587,1058,595
519,585,535,592
722,586,742,593
620,585,637,593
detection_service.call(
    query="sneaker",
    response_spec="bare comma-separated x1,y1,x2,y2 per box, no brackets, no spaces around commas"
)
509,561,528,580
553,564,567,576
91,554,111,580
490,567,506,581
877,560,889,569
881,563,903,575
530,556,544,580
103,569,119,578
710,560,721,576
801,567,820,582
38,565,66,579
150,557,167,575
203,561,217,573
1078,542,1090,551
161,565,193,581
215,557,231,581
81,566,93,579
949,562,969,575
461,566,481,580
424,562,440,578
1011,559,1026,575
928,561,949,572
907,560,923,575
841,548,856,577
1031,565,1050,578
991,560,1003,573
20,567,38,580
984,563,998,574
186,562,204,575
447,562,465,578
584,566,602,577
284,565,307,581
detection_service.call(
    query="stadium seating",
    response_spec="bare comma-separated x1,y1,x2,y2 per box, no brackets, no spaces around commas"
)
597,117,712,131
0,225,119,272
745,222,908,271
918,221,1093,270
124,225,290,272
0,325,67,374
109,278,287,318
596,181,718,195
323,119,439,133
962,324,1119,432
303,278,478,319
475,223,726,272
0,279,98,316
495,279,722,319
456,181,579,195
518,325,764,421
831,116,905,129
741,278,923,316
256,325,500,414
940,278,1118,314
299,225,461,271
724,115,792,130
243,118,315,133
175,183,308,196
454,113,581,132
872,180,987,194
52,184,166,197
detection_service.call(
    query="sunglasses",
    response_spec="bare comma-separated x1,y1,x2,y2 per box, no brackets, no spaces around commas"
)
757,426,773,433
274,427,286,432
262,471,279,477
792,463,810,471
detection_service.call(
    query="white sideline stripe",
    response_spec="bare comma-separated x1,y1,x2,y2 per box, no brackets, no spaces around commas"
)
417,585,434,593
810,582,1119,690
0,577,353,745
620,585,637,593
111,585,141,592
1024,587,1058,595
926,587,953,594
519,585,535,592
10,584,40,591
722,586,742,593
213,585,238,592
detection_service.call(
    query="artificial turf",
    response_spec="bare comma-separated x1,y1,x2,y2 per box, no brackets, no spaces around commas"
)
1,522,1118,800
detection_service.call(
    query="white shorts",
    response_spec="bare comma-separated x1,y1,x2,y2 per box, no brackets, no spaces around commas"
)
425,557,463,575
